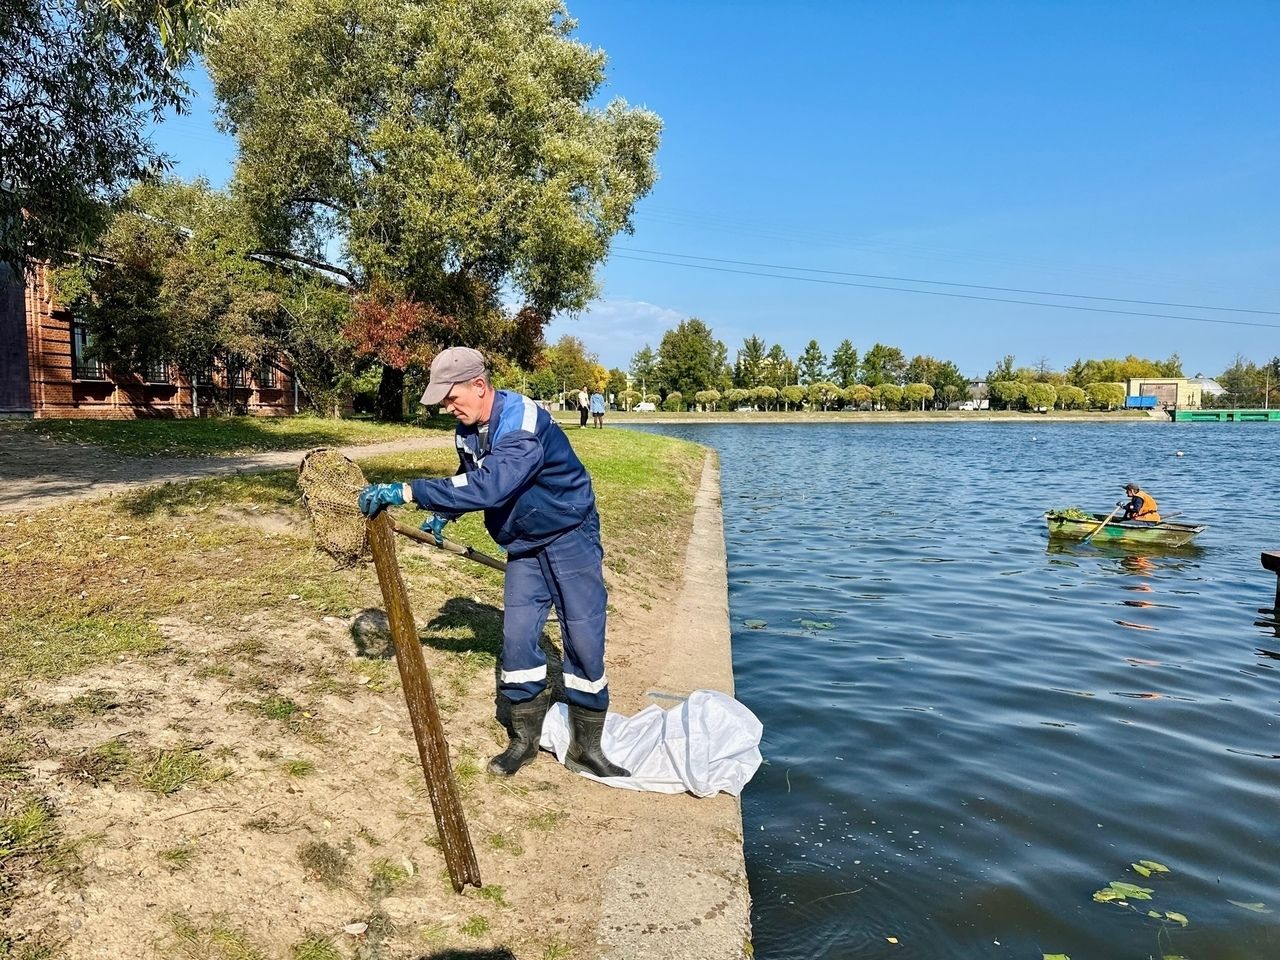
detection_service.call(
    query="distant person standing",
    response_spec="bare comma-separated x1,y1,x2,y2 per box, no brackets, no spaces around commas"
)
1120,483,1162,524
577,387,589,428
590,389,606,428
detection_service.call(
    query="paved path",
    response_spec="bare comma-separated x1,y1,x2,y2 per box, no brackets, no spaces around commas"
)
0,430,454,514
596,454,752,959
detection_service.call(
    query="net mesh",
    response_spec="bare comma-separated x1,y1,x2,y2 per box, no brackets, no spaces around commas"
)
297,447,371,566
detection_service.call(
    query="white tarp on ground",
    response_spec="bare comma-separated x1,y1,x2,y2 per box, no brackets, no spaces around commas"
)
539,689,763,796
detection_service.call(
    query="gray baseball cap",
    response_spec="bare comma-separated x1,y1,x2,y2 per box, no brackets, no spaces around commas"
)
420,347,487,405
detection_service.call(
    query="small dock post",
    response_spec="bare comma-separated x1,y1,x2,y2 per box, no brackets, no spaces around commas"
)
1263,552,1280,625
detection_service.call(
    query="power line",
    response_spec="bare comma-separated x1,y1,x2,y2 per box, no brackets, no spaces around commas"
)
621,247,1280,317
610,253,1280,330
633,204,1280,301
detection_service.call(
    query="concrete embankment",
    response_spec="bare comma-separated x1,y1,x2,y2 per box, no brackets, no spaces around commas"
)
593,453,752,959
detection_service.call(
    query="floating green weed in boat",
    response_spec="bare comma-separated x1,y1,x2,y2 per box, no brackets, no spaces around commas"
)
742,619,767,630
1227,900,1271,913
1055,506,1093,521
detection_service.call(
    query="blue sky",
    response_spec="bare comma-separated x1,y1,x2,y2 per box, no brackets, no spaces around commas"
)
150,1,1280,378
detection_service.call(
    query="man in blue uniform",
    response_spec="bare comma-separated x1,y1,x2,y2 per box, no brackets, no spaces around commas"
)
357,347,629,780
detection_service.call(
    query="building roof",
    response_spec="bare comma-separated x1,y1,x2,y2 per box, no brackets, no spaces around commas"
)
1188,377,1226,395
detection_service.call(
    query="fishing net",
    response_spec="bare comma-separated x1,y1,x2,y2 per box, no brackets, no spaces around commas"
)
297,447,371,566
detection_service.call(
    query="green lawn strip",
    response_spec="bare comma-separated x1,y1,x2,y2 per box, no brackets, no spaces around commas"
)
19,414,455,459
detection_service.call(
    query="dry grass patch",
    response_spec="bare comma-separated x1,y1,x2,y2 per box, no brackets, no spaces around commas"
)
288,934,343,960
163,913,268,960
296,840,350,888
135,744,227,795
58,737,134,787
158,843,197,872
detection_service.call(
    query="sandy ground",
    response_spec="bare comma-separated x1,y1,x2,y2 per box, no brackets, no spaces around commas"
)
2,446,750,959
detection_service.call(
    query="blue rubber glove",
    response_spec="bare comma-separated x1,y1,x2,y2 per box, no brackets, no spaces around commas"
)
421,513,450,545
357,482,405,517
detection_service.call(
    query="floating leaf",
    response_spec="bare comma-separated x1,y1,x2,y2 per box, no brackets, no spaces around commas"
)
1139,860,1170,874
796,619,835,630
886,936,898,944
1227,900,1271,913
1147,910,1162,919
1109,881,1154,899
742,619,767,629
1132,863,1151,877
1093,888,1126,903
1164,911,1188,926
1043,954,1070,960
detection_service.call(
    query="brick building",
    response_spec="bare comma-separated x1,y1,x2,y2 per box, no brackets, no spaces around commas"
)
0,262,300,419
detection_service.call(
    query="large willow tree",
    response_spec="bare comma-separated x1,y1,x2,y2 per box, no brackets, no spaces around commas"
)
0,0,206,273
207,0,661,416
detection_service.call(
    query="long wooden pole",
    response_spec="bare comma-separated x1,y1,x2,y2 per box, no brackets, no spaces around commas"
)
367,511,481,892
392,520,507,573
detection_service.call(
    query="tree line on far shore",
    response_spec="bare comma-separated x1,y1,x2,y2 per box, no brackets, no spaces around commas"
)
625,320,1174,411
507,319,1279,413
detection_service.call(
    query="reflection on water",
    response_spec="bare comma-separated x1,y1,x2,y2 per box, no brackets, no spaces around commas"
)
627,422,1280,960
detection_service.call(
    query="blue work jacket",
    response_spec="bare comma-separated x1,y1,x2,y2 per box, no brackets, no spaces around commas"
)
407,391,598,554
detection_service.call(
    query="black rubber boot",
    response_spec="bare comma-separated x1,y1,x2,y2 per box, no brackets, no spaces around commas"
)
565,705,630,778
487,692,550,776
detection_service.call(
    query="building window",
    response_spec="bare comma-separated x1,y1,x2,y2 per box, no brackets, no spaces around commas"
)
142,357,170,384
71,321,104,380
190,360,215,386
229,360,251,389
257,356,278,389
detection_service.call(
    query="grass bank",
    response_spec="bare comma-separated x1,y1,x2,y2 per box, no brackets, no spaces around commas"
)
0,428,705,959
14,414,457,459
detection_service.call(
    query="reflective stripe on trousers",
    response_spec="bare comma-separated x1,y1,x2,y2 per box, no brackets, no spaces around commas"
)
499,520,609,710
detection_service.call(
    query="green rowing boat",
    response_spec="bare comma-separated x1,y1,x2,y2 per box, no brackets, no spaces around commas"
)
1044,511,1207,547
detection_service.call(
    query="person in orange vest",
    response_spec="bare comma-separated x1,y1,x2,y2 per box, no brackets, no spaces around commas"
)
1120,483,1161,524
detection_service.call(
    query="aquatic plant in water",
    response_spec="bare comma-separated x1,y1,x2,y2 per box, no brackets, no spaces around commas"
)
1089,859,1192,957
794,619,835,631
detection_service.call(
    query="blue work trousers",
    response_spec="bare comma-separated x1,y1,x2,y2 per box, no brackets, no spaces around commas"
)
499,520,610,711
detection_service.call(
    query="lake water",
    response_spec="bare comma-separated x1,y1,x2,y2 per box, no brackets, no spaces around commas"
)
626,422,1280,960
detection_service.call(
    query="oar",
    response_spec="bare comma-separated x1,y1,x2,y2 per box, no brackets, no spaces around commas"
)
1082,504,1122,543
